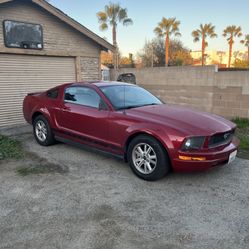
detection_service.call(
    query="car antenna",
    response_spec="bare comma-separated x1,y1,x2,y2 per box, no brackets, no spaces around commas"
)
123,84,126,114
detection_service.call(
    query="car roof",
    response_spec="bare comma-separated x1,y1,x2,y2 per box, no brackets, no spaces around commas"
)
66,81,135,88
93,81,135,87
52,81,136,91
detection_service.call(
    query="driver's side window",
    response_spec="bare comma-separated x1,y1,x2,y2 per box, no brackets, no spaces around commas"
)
65,86,103,109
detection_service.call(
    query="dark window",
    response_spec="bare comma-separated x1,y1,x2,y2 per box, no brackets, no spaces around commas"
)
117,73,136,84
47,89,59,99
100,85,162,110
64,87,101,109
3,20,43,49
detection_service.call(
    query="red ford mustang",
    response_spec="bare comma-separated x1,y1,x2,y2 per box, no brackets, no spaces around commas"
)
23,81,239,181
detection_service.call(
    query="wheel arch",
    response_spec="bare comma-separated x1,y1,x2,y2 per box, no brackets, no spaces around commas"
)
124,131,172,166
32,111,44,124
31,107,54,128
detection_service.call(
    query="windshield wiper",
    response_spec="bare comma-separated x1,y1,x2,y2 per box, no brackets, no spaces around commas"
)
116,103,160,111
116,105,141,110
140,103,160,107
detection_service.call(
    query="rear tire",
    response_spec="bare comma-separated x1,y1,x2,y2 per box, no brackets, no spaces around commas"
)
33,115,55,146
127,135,170,181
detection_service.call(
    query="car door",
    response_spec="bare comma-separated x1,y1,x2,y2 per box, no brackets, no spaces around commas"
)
55,86,110,147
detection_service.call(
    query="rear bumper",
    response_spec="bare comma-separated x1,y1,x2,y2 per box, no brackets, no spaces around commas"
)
172,137,240,172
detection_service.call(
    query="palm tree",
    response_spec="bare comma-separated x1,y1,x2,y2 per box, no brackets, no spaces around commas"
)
154,17,181,67
191,23,217,66
223,25,242,67
240,34,249,61
97,3,133,69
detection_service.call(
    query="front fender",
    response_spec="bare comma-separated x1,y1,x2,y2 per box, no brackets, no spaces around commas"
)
124,123,175,154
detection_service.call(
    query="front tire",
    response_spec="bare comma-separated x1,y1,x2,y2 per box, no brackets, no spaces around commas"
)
127,135,170,181
33,115,55,146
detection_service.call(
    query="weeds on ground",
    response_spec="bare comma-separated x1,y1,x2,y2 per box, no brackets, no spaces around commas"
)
0,134,67,176
16,161,67,176
232,117,249,129
232,118,249,159
0,135,24,160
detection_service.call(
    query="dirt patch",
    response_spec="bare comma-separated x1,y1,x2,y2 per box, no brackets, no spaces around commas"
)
0,133,68,176
15,151,69,176
0,153,68,177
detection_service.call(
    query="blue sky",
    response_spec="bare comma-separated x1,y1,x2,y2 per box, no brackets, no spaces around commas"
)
50,0,249,56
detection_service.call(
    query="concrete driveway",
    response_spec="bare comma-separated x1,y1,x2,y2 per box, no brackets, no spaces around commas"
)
0,125,249,249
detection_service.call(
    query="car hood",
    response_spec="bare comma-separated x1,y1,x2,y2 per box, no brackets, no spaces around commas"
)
127,104,236,136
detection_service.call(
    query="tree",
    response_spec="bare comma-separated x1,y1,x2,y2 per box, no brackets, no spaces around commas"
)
101,51,113,67
233,59,249,68
97,3,133,69
101,50,123,68
191,23,217,66
138,38,192,67
233,51,244,61
240,34,249,61
154,17,181,67
223,25,242,68
120,53,135,67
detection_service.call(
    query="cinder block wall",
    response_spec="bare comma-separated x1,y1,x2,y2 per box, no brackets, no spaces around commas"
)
110,66,249,118
213,72,249,118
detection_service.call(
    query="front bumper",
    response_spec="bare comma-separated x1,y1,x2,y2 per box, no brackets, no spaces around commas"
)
172,137,240,172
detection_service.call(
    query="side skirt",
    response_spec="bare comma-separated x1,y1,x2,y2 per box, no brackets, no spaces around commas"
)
55,135,125,161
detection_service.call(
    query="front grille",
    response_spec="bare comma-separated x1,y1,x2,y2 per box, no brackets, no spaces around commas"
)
208,130,234,148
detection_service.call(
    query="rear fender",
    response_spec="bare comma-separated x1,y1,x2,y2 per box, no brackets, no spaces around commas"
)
31,105,55,128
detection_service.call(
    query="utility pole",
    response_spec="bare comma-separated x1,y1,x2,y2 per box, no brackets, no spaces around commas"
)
151,45,154,68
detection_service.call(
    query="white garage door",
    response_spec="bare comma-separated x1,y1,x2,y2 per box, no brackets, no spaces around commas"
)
0,54,76,127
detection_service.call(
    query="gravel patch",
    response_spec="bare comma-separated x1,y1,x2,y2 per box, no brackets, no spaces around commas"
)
0,125,248,249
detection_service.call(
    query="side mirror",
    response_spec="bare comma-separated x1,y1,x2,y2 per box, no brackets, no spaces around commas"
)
98,99,108,111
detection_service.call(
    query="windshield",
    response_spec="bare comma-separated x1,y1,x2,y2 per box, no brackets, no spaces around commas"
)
100,85,162,110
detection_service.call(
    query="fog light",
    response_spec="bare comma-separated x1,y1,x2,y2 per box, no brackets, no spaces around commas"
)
179,155,206,161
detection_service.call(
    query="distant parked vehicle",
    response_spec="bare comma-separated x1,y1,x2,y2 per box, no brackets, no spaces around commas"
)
117,73,136,84
23,81,239,181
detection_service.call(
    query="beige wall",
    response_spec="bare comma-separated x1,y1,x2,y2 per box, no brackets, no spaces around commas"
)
213,71,249,118
0,0,101,80
110,66,249,119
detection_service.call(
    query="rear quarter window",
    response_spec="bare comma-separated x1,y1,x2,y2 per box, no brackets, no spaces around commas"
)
47,89,59,99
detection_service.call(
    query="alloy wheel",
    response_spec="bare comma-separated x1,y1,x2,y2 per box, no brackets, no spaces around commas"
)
132,143,157,174
35,120,47,142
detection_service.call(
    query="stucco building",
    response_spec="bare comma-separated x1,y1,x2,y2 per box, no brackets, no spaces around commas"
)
0,0,114,127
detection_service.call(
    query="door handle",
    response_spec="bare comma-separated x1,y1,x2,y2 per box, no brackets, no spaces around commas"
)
60,107,68,112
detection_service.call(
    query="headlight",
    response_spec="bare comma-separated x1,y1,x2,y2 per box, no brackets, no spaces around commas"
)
181,136,205,151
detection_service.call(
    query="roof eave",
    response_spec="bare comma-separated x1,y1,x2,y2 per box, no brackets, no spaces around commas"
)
32,0,115,52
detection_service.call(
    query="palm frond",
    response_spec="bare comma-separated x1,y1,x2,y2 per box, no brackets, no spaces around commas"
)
154,27,163,36
241,34,249,47
223,25,243,47
97,2,133,38
97,11,107,22
99,23,108,31
210,33,218,38
192,23,217,48
174,32,181,37
118,8,128,21
154,17,181,38
123,18,133,26
192,30,200,42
